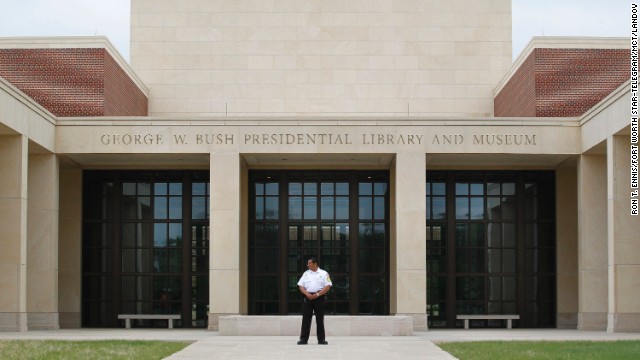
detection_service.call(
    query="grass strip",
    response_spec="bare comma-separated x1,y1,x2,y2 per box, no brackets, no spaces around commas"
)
438,340,640,360
0,340,190,360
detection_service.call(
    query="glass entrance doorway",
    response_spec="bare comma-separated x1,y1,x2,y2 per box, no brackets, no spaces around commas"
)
426,171,556,328
249,170,389,315
82,171,209,328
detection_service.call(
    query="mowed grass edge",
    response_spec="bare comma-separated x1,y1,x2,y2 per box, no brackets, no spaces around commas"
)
438,340,640,360
0,340,191,360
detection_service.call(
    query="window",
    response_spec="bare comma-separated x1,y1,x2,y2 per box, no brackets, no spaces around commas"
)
426,171,555,328
249,171,389,315
82,171,209,328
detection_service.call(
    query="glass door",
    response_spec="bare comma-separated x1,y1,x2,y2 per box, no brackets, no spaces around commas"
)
82,171,209,328
249,171,389,315
426,171,556,328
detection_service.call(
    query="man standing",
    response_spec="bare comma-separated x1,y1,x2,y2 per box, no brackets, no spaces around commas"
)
297,257,332,345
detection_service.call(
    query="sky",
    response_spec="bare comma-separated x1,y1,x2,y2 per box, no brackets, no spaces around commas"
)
0,0,630,61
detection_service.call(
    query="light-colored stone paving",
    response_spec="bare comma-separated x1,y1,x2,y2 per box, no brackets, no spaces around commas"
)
165,336,455,360
2,329,640,359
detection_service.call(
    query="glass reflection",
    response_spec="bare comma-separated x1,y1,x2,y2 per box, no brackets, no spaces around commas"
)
192,197,206,219
304,183,317,195
169,197,182,219
456,197,468,219
336,183,349,195
155,197,167,219
432,197,446,219
470,197,484,219
336,197,349,219
303,197,317,219
359,197,372,219
169,223,182,246
289,183,302,195
265,197,278,219
154,224,167,247
456,183,469,195
432,182,445,196
321,197,334,219
255,197,264,219
169,183,182,196
265,183,279,196
359,183,372,195
192,182,206,196
289,197,302,219
374,183,387,195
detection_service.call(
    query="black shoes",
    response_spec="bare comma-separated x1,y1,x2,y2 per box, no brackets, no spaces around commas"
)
297,340,327,345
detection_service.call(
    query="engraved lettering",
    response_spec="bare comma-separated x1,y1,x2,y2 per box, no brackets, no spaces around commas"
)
472,134,537,146
173,134,188,144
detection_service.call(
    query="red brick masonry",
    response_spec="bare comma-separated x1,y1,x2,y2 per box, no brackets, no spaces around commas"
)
495,48,629,117
0,48,147,117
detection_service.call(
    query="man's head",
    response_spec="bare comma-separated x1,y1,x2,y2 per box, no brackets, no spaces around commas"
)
307,257,318,271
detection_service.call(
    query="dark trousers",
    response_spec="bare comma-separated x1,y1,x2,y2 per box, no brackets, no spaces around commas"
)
299,296,325,342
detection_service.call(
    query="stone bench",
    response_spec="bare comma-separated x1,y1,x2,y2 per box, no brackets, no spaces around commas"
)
117,314,181,329
456,314,520,329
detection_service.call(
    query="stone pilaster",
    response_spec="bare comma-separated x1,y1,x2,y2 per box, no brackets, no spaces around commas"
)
208,153,241,330
26,154,59,330
0,135,28,331
607,135,640,332
556,164,578,329
393,152,427,331
58,167,82,328
577,153,608,330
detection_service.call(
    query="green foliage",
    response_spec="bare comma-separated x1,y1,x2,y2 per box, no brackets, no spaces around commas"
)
439,340,640,360
0,340,190,360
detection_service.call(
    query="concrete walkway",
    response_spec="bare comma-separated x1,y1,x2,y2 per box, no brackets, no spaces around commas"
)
2,329,640,359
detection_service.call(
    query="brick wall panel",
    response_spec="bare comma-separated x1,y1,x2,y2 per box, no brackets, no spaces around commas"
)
495,48,629,118
494,52,536,117
0,48,147,117
104,53,147,116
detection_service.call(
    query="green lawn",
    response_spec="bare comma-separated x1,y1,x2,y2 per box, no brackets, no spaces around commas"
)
0,340,190,360
439,340,640,360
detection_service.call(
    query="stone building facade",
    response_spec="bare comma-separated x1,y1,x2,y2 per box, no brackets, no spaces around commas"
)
0,0,637,333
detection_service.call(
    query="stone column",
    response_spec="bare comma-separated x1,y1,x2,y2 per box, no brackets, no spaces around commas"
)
556,164,578,329
208,153,241,330
26,154,59,330
239,158,249,315
58,167,82,328
577,153,607,330
393,152,427,331
607,135,640,332
0,135,28,331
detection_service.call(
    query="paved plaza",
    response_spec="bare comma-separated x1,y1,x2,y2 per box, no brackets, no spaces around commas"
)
2,329,640,359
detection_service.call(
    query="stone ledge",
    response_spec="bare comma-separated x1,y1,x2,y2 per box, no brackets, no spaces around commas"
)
219,315,413,336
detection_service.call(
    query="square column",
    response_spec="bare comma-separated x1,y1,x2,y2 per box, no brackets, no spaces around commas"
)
607,135,640,332
556,165,578,329
58,167,82,328
577,153,608,329
27,154,59,330
392,152,427,330
208,153,241,330
0,135,28,331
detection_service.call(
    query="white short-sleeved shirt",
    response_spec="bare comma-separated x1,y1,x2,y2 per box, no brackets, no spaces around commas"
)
297,268,332,293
